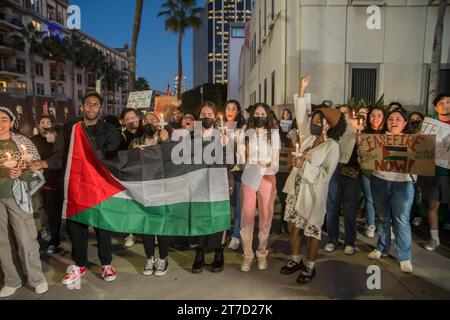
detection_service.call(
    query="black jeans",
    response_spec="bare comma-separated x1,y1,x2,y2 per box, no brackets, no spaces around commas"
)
276,172,290,221
42,189,62,247
68,220,112,267
142,235,170,259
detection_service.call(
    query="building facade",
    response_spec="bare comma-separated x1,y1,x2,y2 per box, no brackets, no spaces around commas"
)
0,0,129,133
193,0,253,88
238,0,450,115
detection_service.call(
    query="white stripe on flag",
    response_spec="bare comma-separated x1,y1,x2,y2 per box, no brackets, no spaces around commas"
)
114,167,229,207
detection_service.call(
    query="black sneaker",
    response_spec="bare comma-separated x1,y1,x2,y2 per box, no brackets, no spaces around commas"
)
154,258,168,277
280,260,304,275
296,267,316,284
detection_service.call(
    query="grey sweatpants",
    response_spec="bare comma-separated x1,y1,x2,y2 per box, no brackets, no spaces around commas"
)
0,197,46,288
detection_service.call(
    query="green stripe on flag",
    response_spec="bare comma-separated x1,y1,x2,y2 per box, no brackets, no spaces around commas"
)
68,196,231,236
385,156,408,161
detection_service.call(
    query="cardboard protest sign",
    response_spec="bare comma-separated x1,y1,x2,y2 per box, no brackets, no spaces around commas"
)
358,134,436,176
127,90,153,109
420,117,450,169
154,96,182,122
279,147,294,173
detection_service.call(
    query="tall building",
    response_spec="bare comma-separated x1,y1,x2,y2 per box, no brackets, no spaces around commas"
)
174,74,186,96
0,0,129,132
193,0,252,88
238,0,450,115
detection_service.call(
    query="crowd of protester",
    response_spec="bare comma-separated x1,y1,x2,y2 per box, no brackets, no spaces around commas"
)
0,75,449,297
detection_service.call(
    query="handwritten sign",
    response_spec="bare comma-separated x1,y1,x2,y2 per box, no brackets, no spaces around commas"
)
358,134,436,176
420,117,450,169
127,90,154,109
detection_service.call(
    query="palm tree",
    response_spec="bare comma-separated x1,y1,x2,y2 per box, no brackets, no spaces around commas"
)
40,34,69,106
65,34,88,110
9,22,45,114
428,0,447,114
129,0,144,93
158,0,203,99
135,76,150,91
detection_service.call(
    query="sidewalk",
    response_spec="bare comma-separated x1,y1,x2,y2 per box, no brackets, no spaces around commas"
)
1,220,450,300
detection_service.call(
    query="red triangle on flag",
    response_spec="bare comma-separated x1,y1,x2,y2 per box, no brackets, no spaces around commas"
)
64,122,126,219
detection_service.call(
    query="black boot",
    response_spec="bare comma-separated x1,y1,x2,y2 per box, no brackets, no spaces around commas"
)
212,247,224,273
192,248,205,274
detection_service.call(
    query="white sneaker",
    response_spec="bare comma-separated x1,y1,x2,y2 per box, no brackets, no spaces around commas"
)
424,239,440,251
228,238,240,250
241,257,253,272
35,282,48,295
368,249,383,260
0,285,22,298
344,246,355,255
400,261,413,273
124,234,136,248
257,257,268,270
143,257,156,276
324,242,336,252
412,217,423,227
154,258,168,277
365,225,376,238
47,245,58,254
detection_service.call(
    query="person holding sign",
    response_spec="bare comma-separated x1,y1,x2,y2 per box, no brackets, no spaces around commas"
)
282,107,346,284
421,93,450,251
361,107,386,238
239,103,280,272
368,108,415,273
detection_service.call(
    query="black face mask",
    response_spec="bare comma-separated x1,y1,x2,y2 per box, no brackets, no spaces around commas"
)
310,123,323,136
410,121,421,131
201,117,214,129
142,123,158,137
254,117,268,128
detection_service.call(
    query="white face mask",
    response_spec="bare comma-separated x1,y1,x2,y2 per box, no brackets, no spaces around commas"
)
46,133,56,144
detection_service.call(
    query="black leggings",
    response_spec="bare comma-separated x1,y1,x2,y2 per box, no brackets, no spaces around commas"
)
142,235,171,259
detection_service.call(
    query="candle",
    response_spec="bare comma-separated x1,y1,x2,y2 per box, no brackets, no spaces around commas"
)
295,143,299,154
3,152,17,168
20,144,32,161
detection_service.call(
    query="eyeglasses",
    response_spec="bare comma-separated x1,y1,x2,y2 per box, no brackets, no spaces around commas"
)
84,102,101,108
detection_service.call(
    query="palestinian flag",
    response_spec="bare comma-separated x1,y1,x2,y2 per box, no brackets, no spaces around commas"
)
63,122,231,236
383,146,408,161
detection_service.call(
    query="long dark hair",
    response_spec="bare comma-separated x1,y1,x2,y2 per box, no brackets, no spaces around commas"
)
385,107,411,134
224,99,246,129
311,109,346,142
198,101,217,118
282,109,293,120
364,107,386,134
247,103,276,143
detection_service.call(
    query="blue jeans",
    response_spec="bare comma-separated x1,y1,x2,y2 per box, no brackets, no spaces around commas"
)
361,174,376,227
371,176,414,262
232,179,241,239
326,165,361,247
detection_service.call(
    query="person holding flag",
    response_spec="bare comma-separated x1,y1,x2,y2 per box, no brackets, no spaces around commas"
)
31,92,122,286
